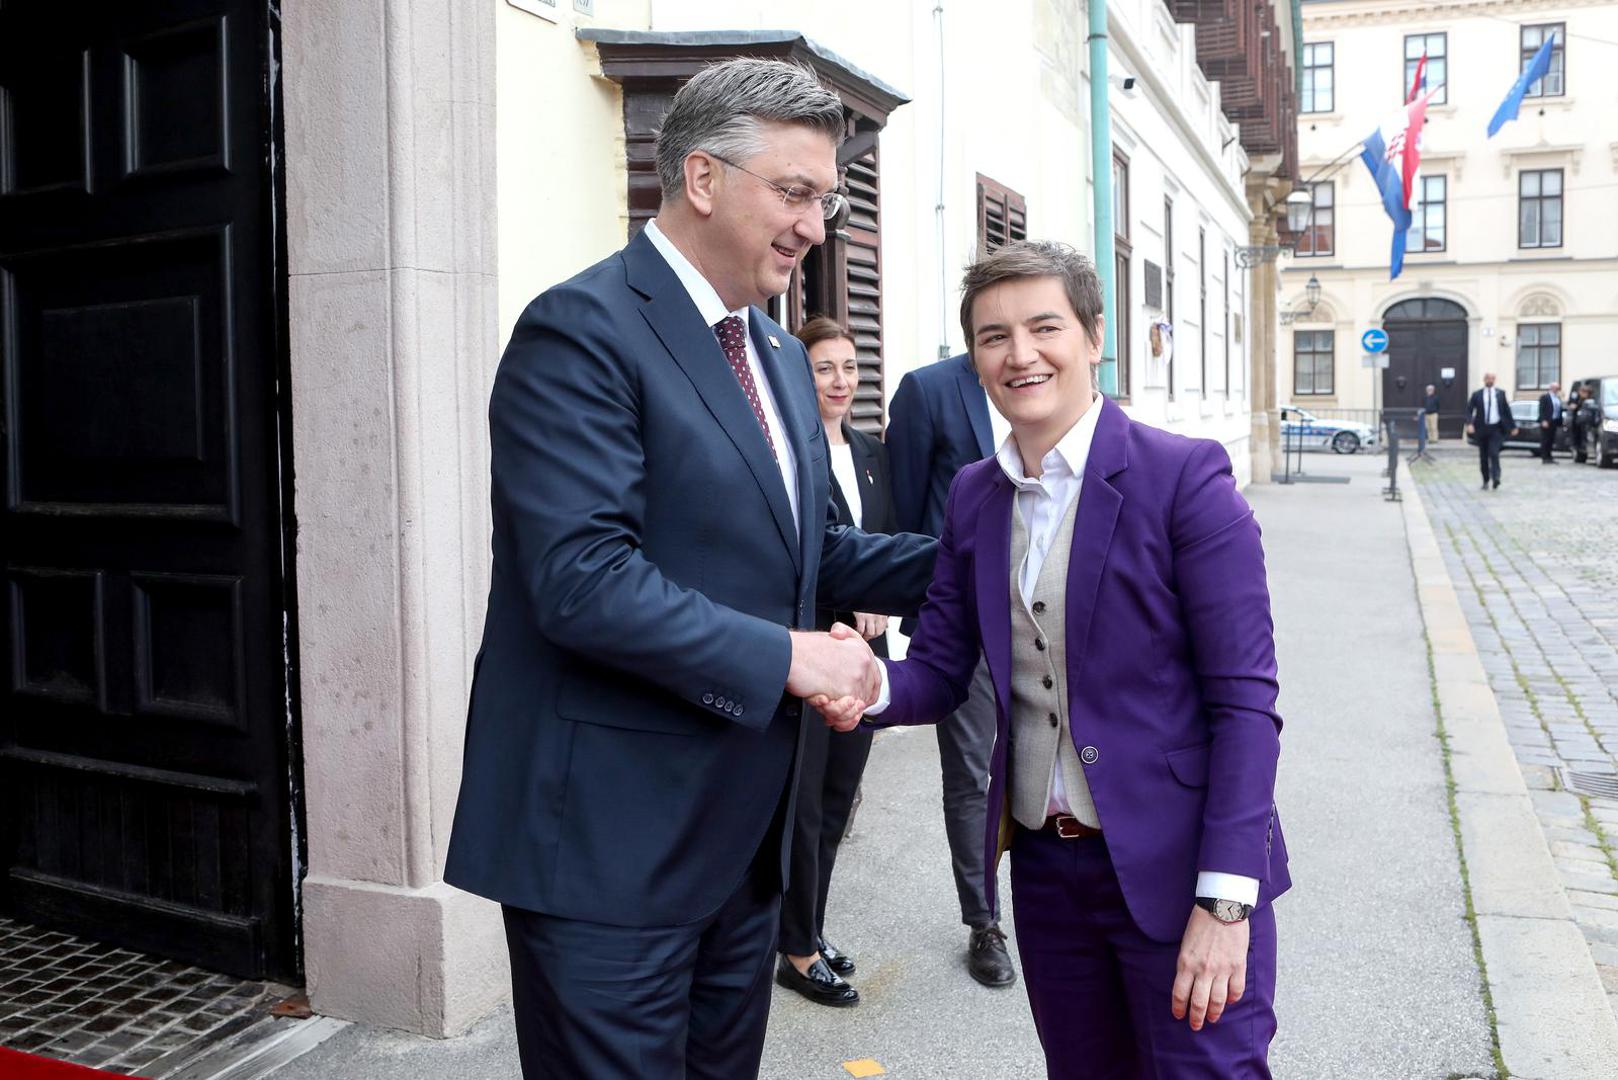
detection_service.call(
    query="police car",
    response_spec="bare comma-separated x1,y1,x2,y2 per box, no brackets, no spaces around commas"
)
1279,408,1380,454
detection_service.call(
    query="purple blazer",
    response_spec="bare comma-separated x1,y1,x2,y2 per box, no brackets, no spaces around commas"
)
876,397,1290,943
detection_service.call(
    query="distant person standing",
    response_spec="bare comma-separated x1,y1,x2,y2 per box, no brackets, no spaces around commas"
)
1570,384,1595,463
1537,381,1563,464
1422,384,1441,443
1465,372,1517,490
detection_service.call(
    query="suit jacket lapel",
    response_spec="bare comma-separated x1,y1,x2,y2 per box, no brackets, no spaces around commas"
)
629,239,800,572
955,361,995,458
750,313,813,572
974,475,1015,722
1064,399,1127,691
845,427,882,531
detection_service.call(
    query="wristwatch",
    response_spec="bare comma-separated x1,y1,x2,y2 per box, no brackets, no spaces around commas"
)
1195,897,1253,924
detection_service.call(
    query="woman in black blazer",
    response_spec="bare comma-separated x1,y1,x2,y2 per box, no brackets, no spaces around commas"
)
775,318,897,1007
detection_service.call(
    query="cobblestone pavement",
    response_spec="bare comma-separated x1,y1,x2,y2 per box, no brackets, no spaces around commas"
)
0,916,291,1076
1413,444,1618,1017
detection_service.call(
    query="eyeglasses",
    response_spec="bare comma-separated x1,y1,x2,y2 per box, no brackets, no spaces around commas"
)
705,151,848,222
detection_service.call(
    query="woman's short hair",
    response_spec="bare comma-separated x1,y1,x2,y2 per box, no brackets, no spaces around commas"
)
655,59,845,199
796,316,855,353
958,240,1104,356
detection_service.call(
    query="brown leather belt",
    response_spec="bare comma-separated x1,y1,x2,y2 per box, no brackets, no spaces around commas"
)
1039,814,1103,839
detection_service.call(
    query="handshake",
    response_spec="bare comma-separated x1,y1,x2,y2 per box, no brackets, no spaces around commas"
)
785,622,884,732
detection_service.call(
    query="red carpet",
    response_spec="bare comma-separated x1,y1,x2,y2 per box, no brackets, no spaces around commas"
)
0,1047,145,1078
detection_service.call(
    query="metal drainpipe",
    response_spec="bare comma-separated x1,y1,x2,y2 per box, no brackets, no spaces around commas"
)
1089,0,1118,397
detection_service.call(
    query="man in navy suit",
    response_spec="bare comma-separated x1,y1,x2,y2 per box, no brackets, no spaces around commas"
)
1466,372,1518,490
444,60,935,1078
886,355,1018,988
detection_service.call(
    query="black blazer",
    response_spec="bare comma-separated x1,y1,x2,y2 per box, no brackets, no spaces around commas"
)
1537,392,1563,425
820,423,895,657
444,229,936,927
1467,386,1515,436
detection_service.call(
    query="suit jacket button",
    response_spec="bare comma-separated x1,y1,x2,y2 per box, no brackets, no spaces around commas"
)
717,697,729,709
1047,712,1059,728
1081,745,1099,764
1042,675,1053,690
702,692,715,705
1032,601,1046,614
1034,638,1046,651
734,704,744,717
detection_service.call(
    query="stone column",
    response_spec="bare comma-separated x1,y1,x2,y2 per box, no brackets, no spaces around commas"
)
282,0,504,1036
1246,169,1288,483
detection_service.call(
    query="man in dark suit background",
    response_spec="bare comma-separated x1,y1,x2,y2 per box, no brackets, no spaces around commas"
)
884,355,1018,988
444,60,935,1078
1537,380,1563,463
1466,372,1518,490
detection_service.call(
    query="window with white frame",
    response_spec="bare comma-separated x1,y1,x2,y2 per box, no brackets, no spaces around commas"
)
1516,324,1560,389
1294,330,1334,396
1405,33,1447,104
1406,175,1446,252
1519,169,1563,249
1521,24,1565,98
1302,43,1334,113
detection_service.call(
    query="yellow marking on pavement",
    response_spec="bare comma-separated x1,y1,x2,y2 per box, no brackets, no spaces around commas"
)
842,1060,886,1077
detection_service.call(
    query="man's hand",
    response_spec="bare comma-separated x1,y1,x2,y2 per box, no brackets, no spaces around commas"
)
852,612,889,640
1465,423,1474,435
787,624,880,723
1510,428,1520,437
1170,905,1250,1031
1542,420,1550,429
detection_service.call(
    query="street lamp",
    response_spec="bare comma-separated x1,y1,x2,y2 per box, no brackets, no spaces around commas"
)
1285,187,1314,236
1279,274,1322,326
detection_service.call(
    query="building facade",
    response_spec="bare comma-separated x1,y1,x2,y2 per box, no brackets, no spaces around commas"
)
1279,0,1618,427
0,0,1294,1040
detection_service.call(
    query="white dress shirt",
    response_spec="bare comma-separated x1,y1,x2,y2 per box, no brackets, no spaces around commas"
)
1484,387,1498,426
643,220,800,533
873,397,1258,906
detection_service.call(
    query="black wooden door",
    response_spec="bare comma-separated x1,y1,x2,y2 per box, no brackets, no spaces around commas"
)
0,0,298,979
1384,298,1469,438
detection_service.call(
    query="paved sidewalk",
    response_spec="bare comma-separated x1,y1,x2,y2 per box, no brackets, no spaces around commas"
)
266,452,1494,1079
1413,446,1618,1017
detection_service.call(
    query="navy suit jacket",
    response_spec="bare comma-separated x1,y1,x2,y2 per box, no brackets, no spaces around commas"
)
444,230,936,926
886,353,993,635
1467,386,1514,437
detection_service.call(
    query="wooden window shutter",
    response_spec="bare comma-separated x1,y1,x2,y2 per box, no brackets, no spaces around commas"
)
976,174,1027,254
842,141,886,434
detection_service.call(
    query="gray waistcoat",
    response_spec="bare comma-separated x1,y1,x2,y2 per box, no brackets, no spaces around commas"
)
1007,492,1100,830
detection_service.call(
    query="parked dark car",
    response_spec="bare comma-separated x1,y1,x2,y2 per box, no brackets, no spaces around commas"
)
1466,399,1570,455
1568,376,1618,468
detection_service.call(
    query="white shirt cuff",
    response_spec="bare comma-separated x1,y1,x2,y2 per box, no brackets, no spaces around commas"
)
1195,871,1259,907
864,661,892,715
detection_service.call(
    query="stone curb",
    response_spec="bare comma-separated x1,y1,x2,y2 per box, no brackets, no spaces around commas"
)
1401,471,1618,1079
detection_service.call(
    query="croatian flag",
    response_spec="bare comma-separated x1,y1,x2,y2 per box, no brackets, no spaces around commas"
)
1360,89,1437,280
1406,53,1428,103
1488,36,1556,137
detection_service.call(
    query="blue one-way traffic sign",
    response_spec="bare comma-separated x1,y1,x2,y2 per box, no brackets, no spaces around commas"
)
1362,327,1389,353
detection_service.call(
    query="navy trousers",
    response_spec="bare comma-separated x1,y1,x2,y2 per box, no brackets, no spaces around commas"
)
1009,827,1278,1079
502,860,780,1079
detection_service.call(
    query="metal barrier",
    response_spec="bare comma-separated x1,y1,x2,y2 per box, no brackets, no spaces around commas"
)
1380,410,1426,501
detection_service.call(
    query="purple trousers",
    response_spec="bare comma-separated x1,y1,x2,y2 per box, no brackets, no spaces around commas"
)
1009,827,1277,1079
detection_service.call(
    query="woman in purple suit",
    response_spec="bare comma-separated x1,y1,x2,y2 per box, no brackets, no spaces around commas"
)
818,242,1288,1078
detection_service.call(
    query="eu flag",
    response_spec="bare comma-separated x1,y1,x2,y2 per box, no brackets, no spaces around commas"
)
1488,37,1556,138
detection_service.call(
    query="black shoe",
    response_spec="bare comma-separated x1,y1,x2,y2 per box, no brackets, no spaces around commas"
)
1545,458,1558,464
1493,479,1500,489
967,924,1016,988
1481,480,1489,489
776,955,859,1007
817,935,855,976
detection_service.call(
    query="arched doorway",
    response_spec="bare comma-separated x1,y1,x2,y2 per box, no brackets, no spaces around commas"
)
1383,298,1469,437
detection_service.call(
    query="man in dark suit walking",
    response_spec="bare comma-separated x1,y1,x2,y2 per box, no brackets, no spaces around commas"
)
1466,372,1518,489
444,60,935,1078
1537,380,1563,463
885,355,1018,989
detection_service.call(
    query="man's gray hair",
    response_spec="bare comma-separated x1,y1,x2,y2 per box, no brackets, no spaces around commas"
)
655,59,845,199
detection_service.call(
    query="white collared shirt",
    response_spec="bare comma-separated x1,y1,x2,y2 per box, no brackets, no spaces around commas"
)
643,220,800,533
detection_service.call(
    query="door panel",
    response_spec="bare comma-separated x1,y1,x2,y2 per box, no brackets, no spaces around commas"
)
0,1,296,980
1384,315,1468,438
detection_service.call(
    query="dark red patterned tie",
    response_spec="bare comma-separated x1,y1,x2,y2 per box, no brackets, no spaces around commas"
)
713,315,777,459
